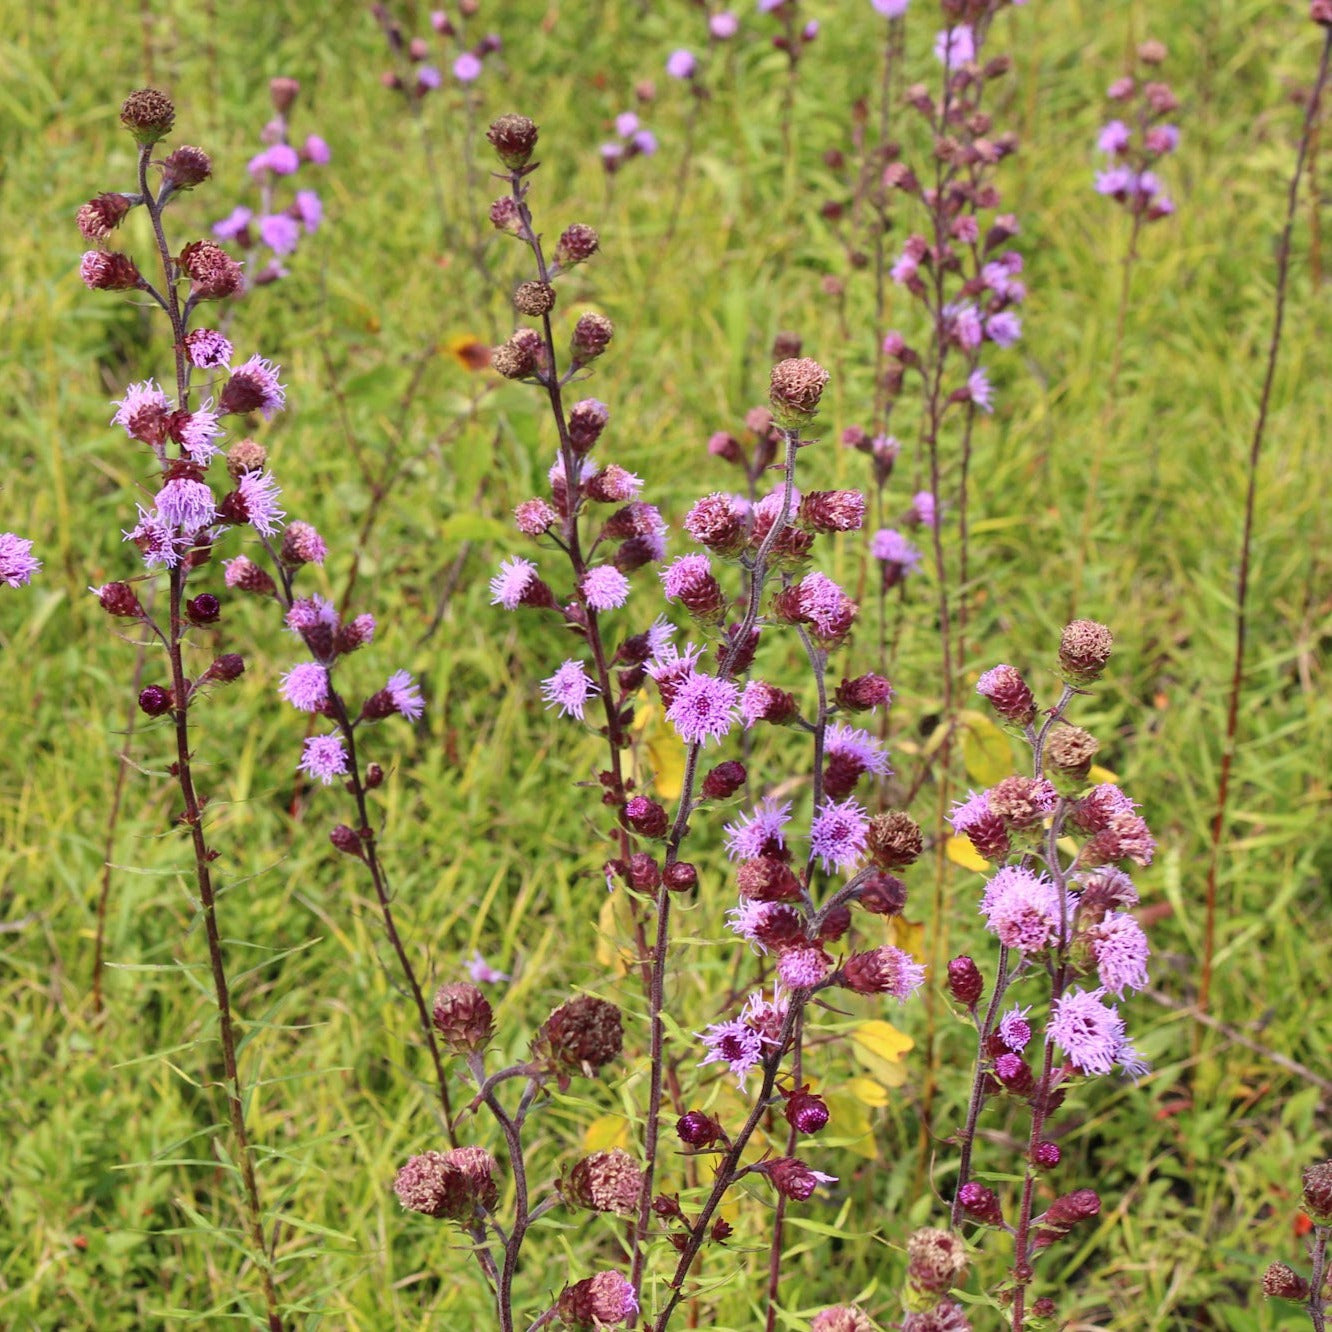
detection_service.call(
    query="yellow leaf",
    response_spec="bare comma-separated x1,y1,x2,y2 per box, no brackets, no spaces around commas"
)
946,835,990,874
849,1020,914,1089
886,916,926,963
595,892,637,978
625,695,685,802
1088,764,1119,785
846,1076,892,1108
583,1114,631,1153
959,709,1014,787
823,1091,878,1160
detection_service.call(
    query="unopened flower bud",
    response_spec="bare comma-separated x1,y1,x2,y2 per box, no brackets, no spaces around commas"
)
1059,619,1114,685
975,663,1036,727
571,312,614,364
1031,1140,1061,1169
994,1052,1034,1095
186,593,220,625
957,1181,1005,1226
1138,39,1168,65
269,76,300,113
663,860,697,892
947,955,984,1006
1302,1160,1332,1225
677,1110,722,1148
736,856,801,902
279,521,327,566
431,982,495,1054
784,1088,829,1135
857,870,907,915
623,796,668,838
80,251,142,292
514,280,556,316
534,995,623,1076
365,761,384,788
486,113,540,170
765,1156,836,1201
95,581,144,618
489,196,525,235
1032,1188,1101,1250
768,356,829,427
835,673,893,711
120,88,175,144
562,1149,644,1215
330,824,364,858
223,555,276,597
554,223,600,267
138,684,173,716
1261,1261,1311,1301
626,852,661,891
568,398,609,450
161,145,212,190
708,431,744,465
1314,0,1332,24
701,760,746,799
866,811,922,869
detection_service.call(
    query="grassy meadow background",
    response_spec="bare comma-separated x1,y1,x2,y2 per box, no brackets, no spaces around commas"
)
1,0,1330,1327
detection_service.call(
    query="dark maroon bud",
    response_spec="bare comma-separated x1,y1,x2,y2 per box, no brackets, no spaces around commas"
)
957,1181,1004,1226
766,1156,831,1201
752,903,805,950
663,860,697,892
784,1088,829,1135
138,684,173,716
96,581,144,618
1261,1262,1311,1301
716,623,760,675
736,856,802,902
567,398,609,450
365,762,384,789
161,145,212,190
330,824,364,858
1031,1141,1061,1169
707,430,744,465
80,250,143,291
947,955,984,1007
834,673,893,711
651,1193,685,1221
186,593,220,625
857,871,907,916
554,223,600,268
994,1052,1034,1095
817,905,852,942
627,853,661,891
1302,1160,1332,1225
676,1110,722,1148
711,1217,734,1242
486,113,539,170
701,760,746,800
200,653,244,686
623,795,669,838
1032,1189,1101,1250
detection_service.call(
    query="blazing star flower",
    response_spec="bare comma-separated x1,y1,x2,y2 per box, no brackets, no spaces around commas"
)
985,311,1022,348
697,1014,764,1086
227,355,287,420
176,407,223,464
124,508,180,568
874,1,910,19
710,10,739,37
661,554,713,602
809,797,870,873
265,143,301,175
259,213,300,255
299,733,349,785
514,498,558,535
631,129,658,156
155,477,216,533
1087,912,1150,997
112,380,171,439
1048,986,1130,1077
997,1005,1032,1051
0,533,40,587
726,899,782,949
666,49,697,79
237,469,285,535
723,797,793,860
581,565,631,611
294,189,322,233
934,24,975,67
212,206,253,241
644,617,675,658
185,330,233,369
285,594,339,635
946,302,983,351
666,671,739,745
541,659,599,720
280,661,329,712
385,669,425,721
981,866,1065,952
490,556,539,609
615,111,640,138
966,368,994,413
1145,123,1180,154
467,950,510,983
948,788,993,835
890,251,920,285
824,723,891,778
1096,119,1132,155
912,491,937,529
304,133,331,165
454,52,483,81
1094,165,1134,197
777,946,831,990
871,527,922,574
590,464,642,501
798,571,858,640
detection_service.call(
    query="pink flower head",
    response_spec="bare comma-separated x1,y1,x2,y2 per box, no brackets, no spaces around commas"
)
724,797,793,860
581,565,631,611
0,533,40,587
304,134,331,165
1095,165,1135,198
997,1005,1032,1051
911,491,937,529
1087,911,1150,997
589,464,642,501
798,571,858,641
299,733,348,785
985,310,1022,348
661,553,713,601
946,302,983,351
212,206,253,241
873,0,909,14
280,662,329,712
645,639,702,706
871,527,922,574
454,52,483,82
259,213,300,256
615,112,640,138
124,507,181,568
514,498,558,535
155,477,216,534
237,469,285,536
710,10,739,37
824,722,891,778
222,355,287,420
666,49,697,79
467,950,511,983
176,407,223,464
385,669,425,721
631,129,658,156
809,797,870,873
1048,986,1129,1076
541,659,599,720
112,380,171,442
490,556,539,610
934,24,975,68
777,946,831,990
697,1014,764,1086
1096,119,1132,155
966,368,994,413
185,329,234,369
948,788,993,835
981,866,1064,953
665,671,739,745
1145,123,1180,155
294,189,323,233
285,594,339,635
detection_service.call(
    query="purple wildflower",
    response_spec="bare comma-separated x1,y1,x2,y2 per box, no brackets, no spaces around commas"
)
1096,120,1132,155
966,368,994,413
155,477,216,533
948,788,991,835
1095,165,1135,197
304,134,331,165
259,213,300,256
1087,912,1150,997
177,407,222,464
212,206,252,240
0,533,40,587
1145,124,1180,154
824,723,891,777
873,0,909,14
997,1005,1032,1052
645,617,676,659
661,554,713,601
809,797,870,873
490,556,539,609
581,565,631,611
797,571,856,640
710,11,739,37
299,733,349,785
947,302,983,351
294,189,322,233
726,899,780,949
453,52,483,82
631,130,658,156
934,24,975,67
467,950,510,983
615,112,640,138
226,355,287,420
697,1014,764,1086
112,380,171,438
280,662,329,712
912,491,937,529
871,527,922,574
665,672,739,745
777,946,831,990
981,866,1065,953
124,507,180,568
985,311,1022,347
185,330,233,369
385,669,425,721
237,469,285,536
541,659,599,720
265,143,300,175
1048,986,1129,1077
514,499,558,535
286,594,339,635
666,49,697,79
723,797,792,860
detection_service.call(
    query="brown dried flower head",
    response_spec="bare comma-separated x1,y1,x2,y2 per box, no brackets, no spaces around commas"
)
1058,619,1113,685
768,356,830,427
866,810,923,869
487,113,539,170
431,982,495,1054
120,88,175,144
534,995,623,1076
562,1149,644,1215
77,193,133,241
514,280,556,316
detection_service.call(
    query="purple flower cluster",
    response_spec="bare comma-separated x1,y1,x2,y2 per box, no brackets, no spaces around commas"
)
599,111,659,174
1094,42,1179,221
374,4,502,94
211,78,328,287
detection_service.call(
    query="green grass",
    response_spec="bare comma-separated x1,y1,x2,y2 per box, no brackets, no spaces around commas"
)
1,0,1329,1327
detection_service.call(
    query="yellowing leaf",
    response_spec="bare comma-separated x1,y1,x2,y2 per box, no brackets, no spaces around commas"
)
583,1114,631,1153
1088,764,1119,785
959,709,1014,787
846,1076,892,1108
946,835,990,874
849,1020,914,1089
823,1091,878,1160
595,892,637,978
887,915,926,963
626,695,685,802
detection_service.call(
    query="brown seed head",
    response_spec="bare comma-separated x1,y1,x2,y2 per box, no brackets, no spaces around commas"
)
535,995,623,1075
443,1145,500,1211
179,240,244,300
161,145,212,190
392,1151,473,1220
269,76,301,114
77,193,133,240
120,88,176,144
486,113,539,169
563,1149,644,1214
1045,724,1099,782
865,810,923,869
431,982,495,1054
1260,1261,1311,1301
906,1226,968,1297
513,280,555,316
80,251,142,292
768,356,830,427
1058,619,1114,684
554,223,600,267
